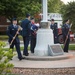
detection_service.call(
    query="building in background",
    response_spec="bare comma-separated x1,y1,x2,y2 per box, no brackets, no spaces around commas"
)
0,16,10,34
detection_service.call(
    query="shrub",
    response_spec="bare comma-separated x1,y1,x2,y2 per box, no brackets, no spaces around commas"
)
0,41,14,75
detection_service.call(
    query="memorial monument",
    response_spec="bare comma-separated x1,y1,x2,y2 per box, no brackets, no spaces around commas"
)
34,0,64,56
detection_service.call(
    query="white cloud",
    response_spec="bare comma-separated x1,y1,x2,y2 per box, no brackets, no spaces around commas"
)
61,0,75,4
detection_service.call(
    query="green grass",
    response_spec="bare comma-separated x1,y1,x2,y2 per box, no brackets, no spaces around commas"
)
61,44,75,50
0,35,75,51
69,45,75,50
3,46,30,51
3,45,75,51
0,35,8,40
0,35,23,40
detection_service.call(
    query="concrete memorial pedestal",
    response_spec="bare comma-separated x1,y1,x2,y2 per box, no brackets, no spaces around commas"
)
34,22,54,56
34,22,64,56
34,0,64,56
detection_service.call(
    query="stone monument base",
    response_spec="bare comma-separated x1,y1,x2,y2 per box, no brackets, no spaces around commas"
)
34,29,54,56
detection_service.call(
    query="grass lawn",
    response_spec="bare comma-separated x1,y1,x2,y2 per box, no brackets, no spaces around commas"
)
2,46,30,51
0,35,23,40
69,45,75,50
3,44,75,51
0,35,75,51
62,44,75,50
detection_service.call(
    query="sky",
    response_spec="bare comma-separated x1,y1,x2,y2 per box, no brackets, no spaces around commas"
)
61,0,75,4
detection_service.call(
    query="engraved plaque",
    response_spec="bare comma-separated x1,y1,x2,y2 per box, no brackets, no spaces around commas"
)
48,44,64,56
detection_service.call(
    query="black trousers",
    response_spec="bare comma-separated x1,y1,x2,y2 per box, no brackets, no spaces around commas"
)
54,34,58,44
30,36,36,53
10,43,22,59
63,36,70,52
53,30,58,44
23,36,30,55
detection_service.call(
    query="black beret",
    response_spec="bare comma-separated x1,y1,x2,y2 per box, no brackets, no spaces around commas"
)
51,19,54,21
12,18,17,21
26,13,30,18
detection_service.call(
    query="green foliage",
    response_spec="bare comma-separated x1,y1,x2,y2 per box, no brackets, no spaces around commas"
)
0,0,65,22
48,0,64,13
0,0,41,21
60,1,75,32
0,41,14,75
0,0,24,20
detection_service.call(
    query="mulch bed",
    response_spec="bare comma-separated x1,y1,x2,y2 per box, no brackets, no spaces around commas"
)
11,67,75,75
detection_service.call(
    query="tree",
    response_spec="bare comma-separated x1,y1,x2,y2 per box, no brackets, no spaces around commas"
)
0,0,65,21
0,0,25,21
48,0,64,13
22,0,41,17
60,1,75,32
0,0,41,21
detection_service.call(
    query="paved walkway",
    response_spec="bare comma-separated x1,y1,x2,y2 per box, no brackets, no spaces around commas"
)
9,51,75,69
3,41,75,69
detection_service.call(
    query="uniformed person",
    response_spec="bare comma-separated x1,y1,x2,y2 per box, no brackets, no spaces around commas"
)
50,19,58,44
30,18,38,53
21,13,31,56
62,19,70,52
7,18,24,60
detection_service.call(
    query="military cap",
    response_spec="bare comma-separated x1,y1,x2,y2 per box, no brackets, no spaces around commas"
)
26,13,30,18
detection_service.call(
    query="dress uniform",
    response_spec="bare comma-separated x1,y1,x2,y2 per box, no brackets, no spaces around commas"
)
7,18,24,60
62,19,70,52
21,14,31,56
30,21,38,53
50,19,58,44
